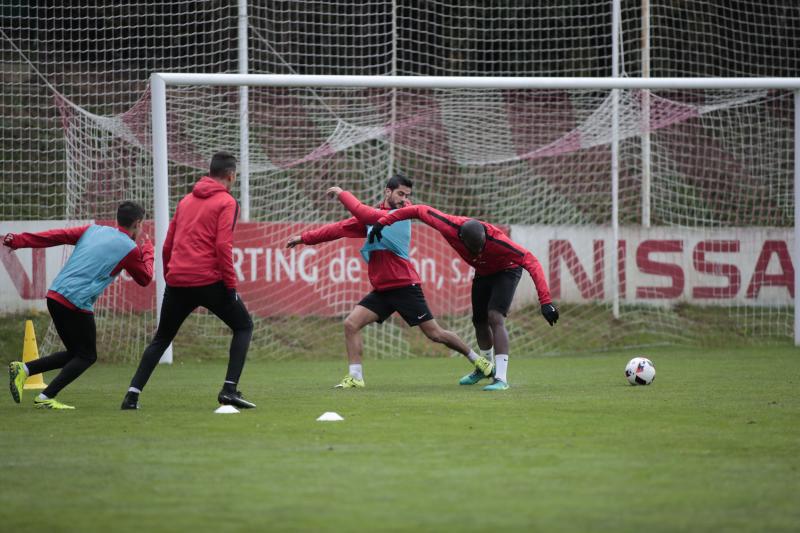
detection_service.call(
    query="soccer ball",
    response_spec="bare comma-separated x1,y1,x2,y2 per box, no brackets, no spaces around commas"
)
625,357,656,386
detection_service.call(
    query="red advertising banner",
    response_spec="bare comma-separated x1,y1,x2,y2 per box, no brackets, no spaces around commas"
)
115,221,476,317
2,221,792,314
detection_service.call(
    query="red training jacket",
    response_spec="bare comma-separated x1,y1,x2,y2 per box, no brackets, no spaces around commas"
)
5,225,154,311
163,177,239,289
378,205,552,305
300,191,421,291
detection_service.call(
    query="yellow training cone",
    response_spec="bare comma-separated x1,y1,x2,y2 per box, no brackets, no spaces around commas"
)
22,320,47,390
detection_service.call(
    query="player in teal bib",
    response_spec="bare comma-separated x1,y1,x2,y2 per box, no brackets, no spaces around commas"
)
360,217,411,263
288,174,490,389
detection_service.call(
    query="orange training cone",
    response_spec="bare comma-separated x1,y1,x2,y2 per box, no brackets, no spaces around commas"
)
22,320,47,390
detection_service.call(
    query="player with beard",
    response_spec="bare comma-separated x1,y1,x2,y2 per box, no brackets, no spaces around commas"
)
286,173,491,388
351,202,558,391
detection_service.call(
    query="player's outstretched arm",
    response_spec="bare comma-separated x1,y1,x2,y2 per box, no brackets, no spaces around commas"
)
376,206,469,246
297,216,366,246
376,205,424,227
2,225,90,250
329,188,386,225
286,235,303,248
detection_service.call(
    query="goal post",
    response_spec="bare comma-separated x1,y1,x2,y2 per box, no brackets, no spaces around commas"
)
149,74,800,355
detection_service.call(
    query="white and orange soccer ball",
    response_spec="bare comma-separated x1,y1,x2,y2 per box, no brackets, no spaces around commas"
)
625,357,656,385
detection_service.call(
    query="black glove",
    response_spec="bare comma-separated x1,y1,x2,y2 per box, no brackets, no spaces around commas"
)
541,303,559,326
368,223,384,243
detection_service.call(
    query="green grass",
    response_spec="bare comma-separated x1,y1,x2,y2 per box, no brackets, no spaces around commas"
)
1,346,798,532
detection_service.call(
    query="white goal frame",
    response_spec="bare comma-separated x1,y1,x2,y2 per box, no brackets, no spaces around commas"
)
150,74,800,354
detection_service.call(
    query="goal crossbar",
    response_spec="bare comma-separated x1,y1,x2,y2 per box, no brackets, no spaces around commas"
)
152,73,800,90
149,74,800,352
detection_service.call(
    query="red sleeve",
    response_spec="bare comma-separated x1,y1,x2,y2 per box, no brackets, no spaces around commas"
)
162,208,178,278
216,199,239,289
379,205,467,240
337,191,386,225
5,225,90,249
376,205,425,226
113,240,155,286
519,250,552,305
301,216,365,245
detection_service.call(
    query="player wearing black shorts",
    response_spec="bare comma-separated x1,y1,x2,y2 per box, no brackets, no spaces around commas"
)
365,206,558,391
359,284,433,327
286,175,490,388
471,266,524,327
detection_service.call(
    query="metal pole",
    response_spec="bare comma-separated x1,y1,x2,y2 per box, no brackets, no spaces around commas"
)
641,0,652,228
611,0,621,319
794,90,800,345
151,74,173,363
387,0,398,182
238,0,250,221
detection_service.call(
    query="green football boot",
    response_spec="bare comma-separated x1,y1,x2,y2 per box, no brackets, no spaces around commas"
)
9,362,26,404
473,356,494,378
333,375,365,389
482,378,509,391
459,369,486,385
459,362,496,385
33,397,75,410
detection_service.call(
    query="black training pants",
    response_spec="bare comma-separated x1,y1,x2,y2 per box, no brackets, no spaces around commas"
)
25,298,98,398
129,282,253,391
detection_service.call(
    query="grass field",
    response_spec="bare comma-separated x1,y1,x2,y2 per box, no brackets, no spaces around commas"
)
1,346,798,532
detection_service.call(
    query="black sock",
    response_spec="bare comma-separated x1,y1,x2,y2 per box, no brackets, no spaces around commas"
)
222,381,236,393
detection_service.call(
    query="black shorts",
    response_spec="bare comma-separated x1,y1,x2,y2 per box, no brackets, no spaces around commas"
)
471,267,523,322
358,285,434,327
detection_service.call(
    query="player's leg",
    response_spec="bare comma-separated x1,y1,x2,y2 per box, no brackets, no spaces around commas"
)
12,299,81,401
457,276,495,386
487,310,509,356
14,298,83,382
417,318,491,378
336,302,381,388
29,299,97,409
417,319,471,356
388,285,486,378
204,283,255,408
123,285,195,408
482,268,522,391
471,274,495,358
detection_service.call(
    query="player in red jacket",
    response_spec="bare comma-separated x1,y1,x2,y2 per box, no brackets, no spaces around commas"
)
122,152,255,410
362,203,558,391
286,173,491,388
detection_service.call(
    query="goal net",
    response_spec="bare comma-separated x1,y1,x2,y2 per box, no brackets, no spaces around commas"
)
2,1,797,361
54,80,794,360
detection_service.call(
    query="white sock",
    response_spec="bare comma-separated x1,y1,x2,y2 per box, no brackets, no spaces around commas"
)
481,348,494,363
22,363,30,376
37,393,49,401
495,354,509,382
128,387,141,394
349,364,363,381
466,350,479,363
